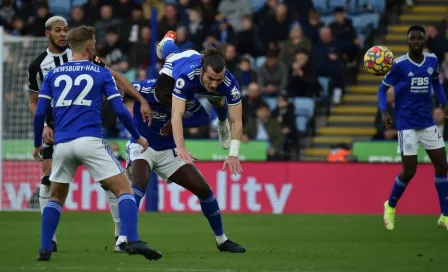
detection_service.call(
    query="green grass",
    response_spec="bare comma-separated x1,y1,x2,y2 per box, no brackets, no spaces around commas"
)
0,212,447,272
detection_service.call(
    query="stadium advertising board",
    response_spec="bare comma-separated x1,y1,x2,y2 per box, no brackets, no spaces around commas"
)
1,162,439,214
1,139,267,161
352,141,448,162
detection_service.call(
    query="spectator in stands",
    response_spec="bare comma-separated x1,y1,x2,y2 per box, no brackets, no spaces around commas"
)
213,16,237,45
311,26,345,104
187,9,208,49
288,48,320,98
372,87,397,140
258,50,288,96
278,22,311,68
425,24,448,63
129,26,152,69
158,3,179,40
17,0,35,25
115,0,135,19
176,25,195,52
271,94,298,158
242,82,264,125
224,44,239,74
10,15,30,36
198,0,218,27
137,68,147,80
0,0,16,26
327,143,357,162
242,102,284,161
302,8,324,43
218,0,252,32
266,3,291,46
119,5,147,47
99,28,128,69
438,12,448,39
330,7,360,68
94,4,122,47
31,3,51,37
236,15,264,57
117,58,136,83
234,57,258,91
69,7,85,28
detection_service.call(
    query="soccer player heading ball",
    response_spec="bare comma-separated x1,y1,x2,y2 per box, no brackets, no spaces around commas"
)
378,25,448,230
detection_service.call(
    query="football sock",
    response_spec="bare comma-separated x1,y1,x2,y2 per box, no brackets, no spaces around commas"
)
215,101,228,121
118,193,139,242
162,40,179,60
388,175,408,208
40,200,62,251
39,181,57,243
105,190,121,237
199,192,227,244
435,174,448,216
132,186,145,208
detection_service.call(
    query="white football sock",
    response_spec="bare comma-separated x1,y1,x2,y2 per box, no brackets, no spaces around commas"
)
105,190,121,237
39,184,57,243
216,234,228,245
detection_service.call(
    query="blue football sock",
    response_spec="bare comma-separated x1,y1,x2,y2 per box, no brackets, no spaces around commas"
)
162,40,179,60
388,176,408,208
40,200,62,251
435,174,448,216
118,193,139,242
132,186,145,208
215,101,228,122
199,192,224,236
119,219,126,236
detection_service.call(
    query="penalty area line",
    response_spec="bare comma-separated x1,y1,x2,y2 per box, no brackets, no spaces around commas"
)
8,267,321,272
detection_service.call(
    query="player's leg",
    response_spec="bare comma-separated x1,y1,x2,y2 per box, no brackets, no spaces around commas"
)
207,96,231,150
421,126,448,229
40,145,58,252
102,187,122,249
384,130,418,230
38,143,78,261
82,138,162,260
157,30,178,61
156,149,245,253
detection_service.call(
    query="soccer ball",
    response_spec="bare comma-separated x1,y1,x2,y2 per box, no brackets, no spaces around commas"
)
363,46,394,76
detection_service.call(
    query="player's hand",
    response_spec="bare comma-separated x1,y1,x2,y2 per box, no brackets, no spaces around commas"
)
160,120,172,136
140,101,152,127
43,126,54,145
381,111,393,129
177,146,197,164
33,146,43,161
136,136,148,153
222,156,243,175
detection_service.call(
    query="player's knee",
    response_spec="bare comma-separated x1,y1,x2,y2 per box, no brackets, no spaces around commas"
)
42,161,51,176
195,181,212,199
41,176,51,186
132,173,149,190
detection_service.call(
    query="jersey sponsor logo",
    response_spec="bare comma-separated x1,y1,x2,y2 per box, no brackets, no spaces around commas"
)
230,86,240,101
411,77,429,86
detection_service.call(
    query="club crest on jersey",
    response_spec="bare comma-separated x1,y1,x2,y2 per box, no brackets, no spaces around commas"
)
230,86,240,101
133,84,141,91
176,78,185,89
428,67,433,75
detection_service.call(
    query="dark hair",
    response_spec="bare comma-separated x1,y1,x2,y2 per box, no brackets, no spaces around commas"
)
266,50,279,59
155,73,175,108
407,24,425,35
257,102,270,111
201,43,227,74
334,7,345,13
294,47,309,56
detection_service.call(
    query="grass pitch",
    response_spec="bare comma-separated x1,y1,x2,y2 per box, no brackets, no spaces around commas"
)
0,212,447,272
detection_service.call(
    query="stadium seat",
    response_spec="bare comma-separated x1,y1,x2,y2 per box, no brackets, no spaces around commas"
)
263,97,277,111
72,0,88,7
328,0,346,10
320,15,335,25
312,0,329,14
363,0,386,13
293,97,315,117
295,116,309,133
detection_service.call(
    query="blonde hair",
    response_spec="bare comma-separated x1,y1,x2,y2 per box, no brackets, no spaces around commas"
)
45,16,68,30
67,26,96,52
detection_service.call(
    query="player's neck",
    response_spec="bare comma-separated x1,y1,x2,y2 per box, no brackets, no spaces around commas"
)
408,51,424,63
72,52,90,61
48,44,66,54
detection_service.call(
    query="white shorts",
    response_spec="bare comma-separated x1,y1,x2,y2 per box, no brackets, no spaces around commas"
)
50,137,124,183
397,126,445,156
159,50,200,78
125,142,186,181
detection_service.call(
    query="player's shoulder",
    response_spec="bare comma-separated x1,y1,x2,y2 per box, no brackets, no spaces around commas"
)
133,78,157,91
28,50,48,71
222,69,238,89
394,54,409,66
424,52,439,65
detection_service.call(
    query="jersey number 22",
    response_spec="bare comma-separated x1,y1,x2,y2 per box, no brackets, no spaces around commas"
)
54,74,93,107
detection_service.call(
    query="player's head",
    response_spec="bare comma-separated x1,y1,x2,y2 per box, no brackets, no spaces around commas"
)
407,25,425,54
45,16,69,51
155,74,175,108
200,43,227,92
67,26,96,59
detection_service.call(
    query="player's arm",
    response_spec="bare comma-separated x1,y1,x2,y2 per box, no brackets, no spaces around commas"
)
431,62,447,108
226,80,243,158
28,64,40,116
92,55,152,125
32,74,53,160
378,63,399,128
